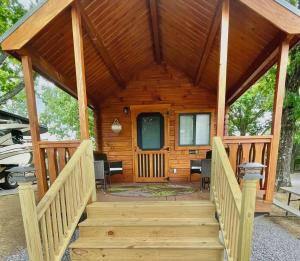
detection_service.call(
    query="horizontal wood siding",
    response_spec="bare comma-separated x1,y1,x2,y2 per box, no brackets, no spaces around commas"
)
96,64,217,182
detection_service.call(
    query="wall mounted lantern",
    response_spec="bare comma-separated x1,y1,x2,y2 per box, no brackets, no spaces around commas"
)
111,119,122,134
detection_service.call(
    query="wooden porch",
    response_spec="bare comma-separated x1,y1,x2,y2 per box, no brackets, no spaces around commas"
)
1,0,300,260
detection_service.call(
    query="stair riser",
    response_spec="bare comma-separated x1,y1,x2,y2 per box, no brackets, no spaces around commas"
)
87,206,215,218
79,225,219,239
71,248,224,261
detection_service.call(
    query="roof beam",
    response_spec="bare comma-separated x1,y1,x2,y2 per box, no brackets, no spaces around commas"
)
76,2,126,89
1,0,75,51
238,0,300,34
149,0,162,64
226,34,283,105
194,1,222,86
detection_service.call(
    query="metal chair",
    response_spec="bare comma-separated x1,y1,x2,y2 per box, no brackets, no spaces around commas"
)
190,160,202,181
201,159,211,190
93,152,111,190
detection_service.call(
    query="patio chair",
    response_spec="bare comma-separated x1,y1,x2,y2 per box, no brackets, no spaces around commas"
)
201,159,211,190
93,152,111,190
190,160,202,181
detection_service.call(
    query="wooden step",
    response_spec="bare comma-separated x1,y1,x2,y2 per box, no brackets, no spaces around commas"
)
70,238,224,261
86,201,216,219
79,217,220,239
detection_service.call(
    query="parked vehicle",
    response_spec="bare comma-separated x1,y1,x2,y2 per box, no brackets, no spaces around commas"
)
0,110,47,189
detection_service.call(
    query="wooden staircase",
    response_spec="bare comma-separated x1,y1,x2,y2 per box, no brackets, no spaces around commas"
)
69,201,224,261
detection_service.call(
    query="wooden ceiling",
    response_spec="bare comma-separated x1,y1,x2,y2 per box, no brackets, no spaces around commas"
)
4,0,297,106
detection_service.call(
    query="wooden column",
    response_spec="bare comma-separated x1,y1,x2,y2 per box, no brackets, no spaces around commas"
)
265,37,290,201
71,5,89,140
216,0,230,137
93,108,102,151
22,56,48,198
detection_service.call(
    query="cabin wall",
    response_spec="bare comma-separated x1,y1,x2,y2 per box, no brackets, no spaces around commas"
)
95,65,217,182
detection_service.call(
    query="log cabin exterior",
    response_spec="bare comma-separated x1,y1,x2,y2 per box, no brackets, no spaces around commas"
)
1,0,300,260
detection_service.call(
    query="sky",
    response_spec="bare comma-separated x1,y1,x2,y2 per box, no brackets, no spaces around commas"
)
18,0,38,9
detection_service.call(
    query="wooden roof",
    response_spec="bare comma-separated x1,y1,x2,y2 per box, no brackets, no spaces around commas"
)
1,0,300,106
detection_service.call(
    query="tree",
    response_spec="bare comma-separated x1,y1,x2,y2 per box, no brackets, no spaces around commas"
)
39,82,95,140
228,69,275,136
0,0,26,109
276,42,300,188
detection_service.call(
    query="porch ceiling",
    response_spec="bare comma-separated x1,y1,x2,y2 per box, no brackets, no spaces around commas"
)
1,0,300,106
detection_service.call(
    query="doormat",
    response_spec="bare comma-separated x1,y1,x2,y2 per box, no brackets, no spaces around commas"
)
108,183,198,197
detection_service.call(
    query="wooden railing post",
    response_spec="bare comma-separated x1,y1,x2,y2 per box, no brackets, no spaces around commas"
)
88,140,97,202
210,137,217,201
237,176,260,261
19,183,43,261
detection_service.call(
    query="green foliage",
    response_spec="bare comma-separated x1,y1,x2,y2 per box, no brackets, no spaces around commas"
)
39,83,94,140
228,68,275,136
0,0,26,110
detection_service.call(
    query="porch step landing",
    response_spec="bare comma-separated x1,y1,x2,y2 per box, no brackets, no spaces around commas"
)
69,201,224,261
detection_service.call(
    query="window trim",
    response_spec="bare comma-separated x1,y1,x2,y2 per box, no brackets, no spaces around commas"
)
174,109,214,151
178,113,211,146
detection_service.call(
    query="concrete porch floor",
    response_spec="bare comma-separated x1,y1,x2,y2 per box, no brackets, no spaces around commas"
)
95,182,272,213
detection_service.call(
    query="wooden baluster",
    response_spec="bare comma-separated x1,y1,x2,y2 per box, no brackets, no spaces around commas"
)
18,183,44,261
228,144,239,176
60,187,68,235
65,179,72,227
47,148,58,185
40,215,50,261
57,148,66,173
45,208,54,260
242,144,251,162
55,193,63,245
50,201,59,254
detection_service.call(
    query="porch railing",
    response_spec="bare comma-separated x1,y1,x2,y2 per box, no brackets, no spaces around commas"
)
223,135,272,190
19,140,96,261
211,137,259,261
38,140,80,186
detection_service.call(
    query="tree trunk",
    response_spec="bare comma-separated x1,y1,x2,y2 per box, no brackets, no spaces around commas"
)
276,107,295,189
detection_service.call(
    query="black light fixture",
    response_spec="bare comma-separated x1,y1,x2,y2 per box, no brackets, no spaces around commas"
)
123,106,129,114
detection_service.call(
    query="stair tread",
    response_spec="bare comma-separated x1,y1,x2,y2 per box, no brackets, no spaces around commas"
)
87,201,214,208
79,217,219,227
70,238,224,250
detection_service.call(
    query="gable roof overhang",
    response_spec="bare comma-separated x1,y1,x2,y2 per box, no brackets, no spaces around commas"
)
1,0,300,106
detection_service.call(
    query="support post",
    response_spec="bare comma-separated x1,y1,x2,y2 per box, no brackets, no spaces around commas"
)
217,0,230,137
71,4,90,141
237,177,260,261
210,138,217,201
19,183,43,261
93,108,101,151
87,141,97,202
265,37,290,201
22,55,48,198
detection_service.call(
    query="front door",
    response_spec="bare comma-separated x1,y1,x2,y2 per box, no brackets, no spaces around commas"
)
131,105,169,182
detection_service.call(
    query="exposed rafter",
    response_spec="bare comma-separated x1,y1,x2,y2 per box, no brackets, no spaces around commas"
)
194,0,222,86
149,0,162,64
18,47,96,107
226,33,283,105
76,2,126,89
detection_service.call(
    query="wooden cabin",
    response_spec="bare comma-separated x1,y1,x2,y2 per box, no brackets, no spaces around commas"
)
1,0,300,260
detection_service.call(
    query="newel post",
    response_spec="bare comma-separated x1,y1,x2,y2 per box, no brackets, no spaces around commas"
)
210,138,217,201
237,163,264,261
19,182,43,261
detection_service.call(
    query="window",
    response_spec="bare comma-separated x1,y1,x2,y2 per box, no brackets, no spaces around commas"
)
137,113,164,150
179,113,210,146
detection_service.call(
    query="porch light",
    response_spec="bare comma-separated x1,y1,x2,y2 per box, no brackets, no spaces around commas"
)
123,106,129,114
111,119,122,134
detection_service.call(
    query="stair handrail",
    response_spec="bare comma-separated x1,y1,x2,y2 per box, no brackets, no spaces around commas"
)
18,139,96,261
211,137,259,261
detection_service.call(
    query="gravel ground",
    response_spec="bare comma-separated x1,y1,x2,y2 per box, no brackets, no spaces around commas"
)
2,230,79,261
251,216,300,261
